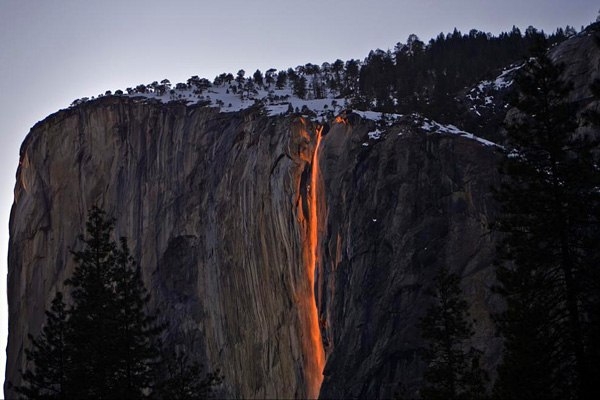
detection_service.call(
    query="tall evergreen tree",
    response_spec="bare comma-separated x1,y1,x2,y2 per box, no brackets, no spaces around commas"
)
292,75,307,99
493,40,600,400
155,352,223,400
17,207,165,399
17,292,70,399
17,207,223,399
419,267,488,400
65,207,163,399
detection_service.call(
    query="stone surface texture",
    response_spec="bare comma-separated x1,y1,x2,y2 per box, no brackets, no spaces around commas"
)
317,118,501,398
7,100,321,399
5,97,501,399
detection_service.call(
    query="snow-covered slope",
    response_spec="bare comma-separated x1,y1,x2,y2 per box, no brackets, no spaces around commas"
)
72,70,353,120
71,68,499,148
465,64,521,116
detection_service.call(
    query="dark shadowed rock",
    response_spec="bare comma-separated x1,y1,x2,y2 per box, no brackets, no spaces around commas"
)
317,118,502,399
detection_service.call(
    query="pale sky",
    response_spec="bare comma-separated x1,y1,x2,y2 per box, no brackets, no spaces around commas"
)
1,0,597,386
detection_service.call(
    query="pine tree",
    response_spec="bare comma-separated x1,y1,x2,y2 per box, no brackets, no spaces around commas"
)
493,40,600,400
17,207,165,399
155,352,223,400
111,238,165,397
17,292,69,399
275,70,287,89
17,207,223,399
65,207,163,399
292,75,307,99
419,267,488,400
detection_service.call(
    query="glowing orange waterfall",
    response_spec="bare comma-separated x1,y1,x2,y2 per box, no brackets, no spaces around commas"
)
305,124,326,399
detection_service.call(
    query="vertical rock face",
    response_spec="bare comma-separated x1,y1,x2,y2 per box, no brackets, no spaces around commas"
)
549,25,600,103
7,98,322,398
317,117,502,398
6,98,502,399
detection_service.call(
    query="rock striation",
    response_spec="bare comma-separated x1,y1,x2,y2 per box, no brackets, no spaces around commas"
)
7,99,324,398
5,96,502,399
317,117,502,398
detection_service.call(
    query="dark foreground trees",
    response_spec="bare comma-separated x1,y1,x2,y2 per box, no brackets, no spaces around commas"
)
16,207,221,399
65,207,163,399
493,40,600,400
154,352,223,400
419,267,488,400
17,292,69,399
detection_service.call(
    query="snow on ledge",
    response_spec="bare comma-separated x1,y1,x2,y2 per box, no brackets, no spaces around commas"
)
418,115,499,147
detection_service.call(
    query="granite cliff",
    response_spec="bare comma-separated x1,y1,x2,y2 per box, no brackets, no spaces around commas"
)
6,26,599,399
5,97,501,399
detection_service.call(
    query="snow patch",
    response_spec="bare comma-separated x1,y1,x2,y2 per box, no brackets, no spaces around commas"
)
265,104,290,116
368,129,383,140
466,63,522,115
493,64,521,90
353,110,402,122
419,116,499,147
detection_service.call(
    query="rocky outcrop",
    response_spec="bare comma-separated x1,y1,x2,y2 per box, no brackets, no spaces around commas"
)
317,117,502,398
550,23,600,104
6,96,503,399
7,99,322,399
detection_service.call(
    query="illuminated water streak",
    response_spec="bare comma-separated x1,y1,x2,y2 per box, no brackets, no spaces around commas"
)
304,123,325,399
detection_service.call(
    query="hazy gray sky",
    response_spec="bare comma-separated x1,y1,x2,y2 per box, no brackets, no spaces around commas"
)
1,0,597,385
